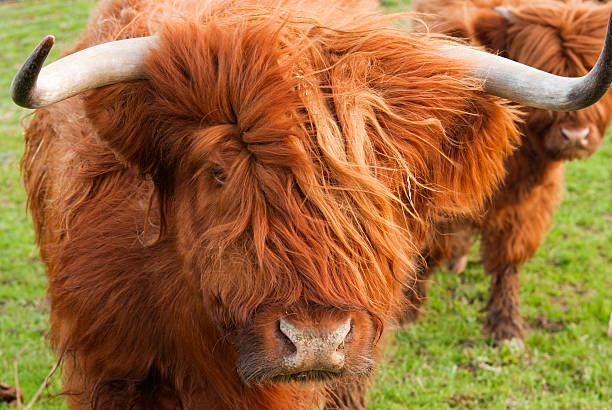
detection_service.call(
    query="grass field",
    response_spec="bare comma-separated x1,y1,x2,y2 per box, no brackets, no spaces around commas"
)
0,0,611,408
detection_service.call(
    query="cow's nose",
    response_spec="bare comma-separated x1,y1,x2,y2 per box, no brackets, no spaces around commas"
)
561,126,590,145
278,317,351,373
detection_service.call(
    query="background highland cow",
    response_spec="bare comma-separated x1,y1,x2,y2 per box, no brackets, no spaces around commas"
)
1,0,612,409
409,0,612,344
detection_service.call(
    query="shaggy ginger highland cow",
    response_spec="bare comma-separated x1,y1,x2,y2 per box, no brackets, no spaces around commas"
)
10,0,612,407
409,0,612,343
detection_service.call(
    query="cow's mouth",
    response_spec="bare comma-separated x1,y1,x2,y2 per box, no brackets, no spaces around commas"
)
551,145,595,161
240,361,374,385
239,369,345,385
239,358,375,385
268,369,345,383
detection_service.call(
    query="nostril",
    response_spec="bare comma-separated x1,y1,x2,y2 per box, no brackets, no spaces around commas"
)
331,319,352,351
276,321,297,355
343,320,355,345
335,321,353,356
561,127,590,142
561,130,569,142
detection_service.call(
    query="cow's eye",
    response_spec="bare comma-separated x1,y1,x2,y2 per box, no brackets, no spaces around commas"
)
211,165,226,185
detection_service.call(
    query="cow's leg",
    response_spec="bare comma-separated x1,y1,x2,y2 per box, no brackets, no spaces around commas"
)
480,171,562,344
397,220,470,325
481,262,524,343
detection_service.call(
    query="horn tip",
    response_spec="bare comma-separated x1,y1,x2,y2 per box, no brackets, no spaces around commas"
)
10,35,57,108
493,6,513,21
42,35,55,49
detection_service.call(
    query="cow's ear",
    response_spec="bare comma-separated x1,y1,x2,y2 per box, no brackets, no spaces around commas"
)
84,81,171,178
470,7,513,54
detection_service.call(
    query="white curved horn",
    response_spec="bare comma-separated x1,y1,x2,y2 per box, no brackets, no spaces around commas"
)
440,11,612,111
12,11,612,112
10,35,159,109
494,6,514,22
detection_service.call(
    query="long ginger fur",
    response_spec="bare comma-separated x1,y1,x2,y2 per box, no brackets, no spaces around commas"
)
410,0,612,342
22,0,520,407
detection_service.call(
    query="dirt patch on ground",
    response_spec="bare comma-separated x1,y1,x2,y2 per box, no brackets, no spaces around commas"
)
527,315,566,332
448,392,486,408
459,293,485,305
458,338,476,349
0,382,23,406
459,362,478,375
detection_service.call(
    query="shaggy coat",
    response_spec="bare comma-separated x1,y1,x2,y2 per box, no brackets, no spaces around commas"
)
21,0,521,408
409,0,612,342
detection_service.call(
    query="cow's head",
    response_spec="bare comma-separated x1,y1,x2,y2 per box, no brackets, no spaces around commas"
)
12,6,612,385
470,1,612,160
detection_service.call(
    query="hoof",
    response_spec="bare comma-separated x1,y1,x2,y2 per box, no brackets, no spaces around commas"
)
498,337,525,352
444,254,468,274
485,316,525,345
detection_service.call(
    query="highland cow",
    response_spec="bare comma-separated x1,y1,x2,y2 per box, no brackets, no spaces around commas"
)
11,0,612,407
409,0,612,344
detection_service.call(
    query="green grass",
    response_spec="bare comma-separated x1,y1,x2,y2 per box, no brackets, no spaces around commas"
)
1,2,98,408
1,0,611,408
